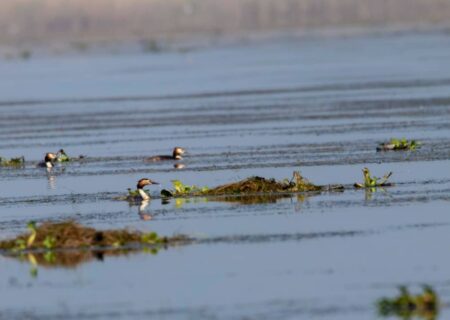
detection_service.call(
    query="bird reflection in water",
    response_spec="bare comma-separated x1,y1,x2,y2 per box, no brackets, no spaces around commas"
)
46,167,57,190
138,200,153,221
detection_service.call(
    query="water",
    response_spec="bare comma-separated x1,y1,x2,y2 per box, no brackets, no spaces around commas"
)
0,31,450,319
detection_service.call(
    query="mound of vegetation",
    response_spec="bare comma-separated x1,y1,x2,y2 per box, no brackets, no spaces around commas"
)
0,221,190,252
161,171,324,198
377,286,439,319
377,138,420,151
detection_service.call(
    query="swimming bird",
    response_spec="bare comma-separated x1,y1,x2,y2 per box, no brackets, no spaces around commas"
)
38,153,57,168
136,178,159,201
146,147,186,162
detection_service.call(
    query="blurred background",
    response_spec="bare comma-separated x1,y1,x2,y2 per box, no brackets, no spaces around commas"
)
1,0,450,51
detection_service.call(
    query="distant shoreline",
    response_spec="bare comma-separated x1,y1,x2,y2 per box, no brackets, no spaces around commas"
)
1,23,449,60
2,0,450,46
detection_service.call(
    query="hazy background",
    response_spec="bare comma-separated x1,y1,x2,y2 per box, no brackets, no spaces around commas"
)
1,0,450,47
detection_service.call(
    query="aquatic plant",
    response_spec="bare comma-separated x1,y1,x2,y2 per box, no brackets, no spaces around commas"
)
377,285,439,319
354,168,393,188
161,171,325,198
377,138,420,151
0,221,190,252
56,149,70,162
166,180,209,197
0,156,25,167
115,188,149,202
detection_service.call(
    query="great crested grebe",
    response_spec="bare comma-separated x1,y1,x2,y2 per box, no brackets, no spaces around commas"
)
38,153,57,168
146,147,186,162
136,178,159,201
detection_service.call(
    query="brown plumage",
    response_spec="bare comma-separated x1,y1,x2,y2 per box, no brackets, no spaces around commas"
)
146,147,186,162
38,152,57,168
137,178,159,189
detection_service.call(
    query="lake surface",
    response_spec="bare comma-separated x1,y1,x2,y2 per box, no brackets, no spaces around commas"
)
0,31,449,319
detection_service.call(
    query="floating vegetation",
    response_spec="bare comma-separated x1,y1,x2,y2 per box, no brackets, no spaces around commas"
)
53,149,85,163
0,221,190,274
0,155,25,167
209,171,323,195
0,221,190,252
377,286,439,319
56,149,70,162
354,168,393,189
377,138,420,151
161,171,330,198
161,180,210,197
114,188,149,202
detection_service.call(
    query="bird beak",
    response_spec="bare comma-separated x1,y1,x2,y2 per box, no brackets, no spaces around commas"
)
152,181,160,185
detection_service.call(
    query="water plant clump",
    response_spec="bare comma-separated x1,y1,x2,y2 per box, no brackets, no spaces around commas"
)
161,180,209,197
354,168,393,188
377,286,439,319
161,171,324,198
0,221,190,252
117,188,147,202
56,149,70,162
377,138,420,151
0,156,25,167
208,171,322,195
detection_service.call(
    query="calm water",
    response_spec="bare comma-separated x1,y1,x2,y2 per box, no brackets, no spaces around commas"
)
0,31,450,319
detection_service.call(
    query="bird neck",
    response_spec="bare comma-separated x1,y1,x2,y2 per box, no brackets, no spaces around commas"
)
138,188,150,200
46,161,53,168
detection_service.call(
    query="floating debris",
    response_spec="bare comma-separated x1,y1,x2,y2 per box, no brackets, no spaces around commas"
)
377,286,439,319
0,156,25,167
377,138,420,151
354,168,393,188
0,221,190,252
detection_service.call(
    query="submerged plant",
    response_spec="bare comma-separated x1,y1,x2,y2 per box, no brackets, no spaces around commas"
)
377,138,420,151
354,168,393,189
0,156,25,167
377,285,439,319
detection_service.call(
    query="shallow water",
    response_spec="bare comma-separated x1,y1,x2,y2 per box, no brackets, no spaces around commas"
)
1,31,450,319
